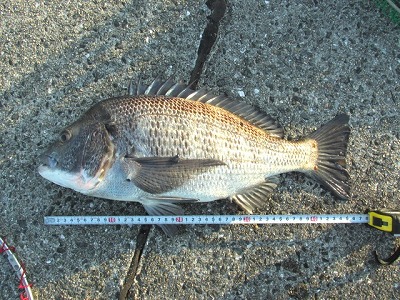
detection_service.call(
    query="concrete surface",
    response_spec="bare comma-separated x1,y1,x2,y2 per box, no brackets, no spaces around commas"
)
1,0,399,299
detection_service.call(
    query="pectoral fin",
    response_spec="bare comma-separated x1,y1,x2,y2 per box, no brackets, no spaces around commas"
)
126,155,225,194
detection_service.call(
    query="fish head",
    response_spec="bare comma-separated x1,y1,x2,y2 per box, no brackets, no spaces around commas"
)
38,116,115,193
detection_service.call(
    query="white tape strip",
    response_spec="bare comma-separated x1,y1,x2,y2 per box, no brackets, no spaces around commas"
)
44,214,369,225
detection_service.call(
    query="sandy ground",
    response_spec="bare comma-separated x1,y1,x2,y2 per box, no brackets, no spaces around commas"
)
1,1,399,299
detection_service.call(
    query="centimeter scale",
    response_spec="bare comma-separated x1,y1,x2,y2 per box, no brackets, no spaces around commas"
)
44,210,399,235
44,209,400,264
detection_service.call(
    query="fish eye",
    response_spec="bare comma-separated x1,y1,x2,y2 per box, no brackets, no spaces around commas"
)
60,130,72,142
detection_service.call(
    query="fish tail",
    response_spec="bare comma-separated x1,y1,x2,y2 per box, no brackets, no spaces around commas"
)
306,114,350,199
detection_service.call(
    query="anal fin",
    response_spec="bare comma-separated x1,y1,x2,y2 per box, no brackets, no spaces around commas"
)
142,199,186,236
230,178,278,213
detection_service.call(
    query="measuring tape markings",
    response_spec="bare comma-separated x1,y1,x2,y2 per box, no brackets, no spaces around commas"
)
44,210,400,265
44,214,369,226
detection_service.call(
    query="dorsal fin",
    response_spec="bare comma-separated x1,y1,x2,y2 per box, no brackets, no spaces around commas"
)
128,78,283,138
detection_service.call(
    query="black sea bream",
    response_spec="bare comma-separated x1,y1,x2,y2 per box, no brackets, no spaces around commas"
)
38,79,350,235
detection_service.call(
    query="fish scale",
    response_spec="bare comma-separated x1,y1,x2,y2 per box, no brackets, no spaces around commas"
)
38,78,350,235
114,97,292,165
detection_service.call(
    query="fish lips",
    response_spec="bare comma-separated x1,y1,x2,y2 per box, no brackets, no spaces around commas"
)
37,151,95,192
39,152,58,169
38,151,76,189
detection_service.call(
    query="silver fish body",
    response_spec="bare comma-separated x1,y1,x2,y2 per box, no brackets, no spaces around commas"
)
39,79,350,235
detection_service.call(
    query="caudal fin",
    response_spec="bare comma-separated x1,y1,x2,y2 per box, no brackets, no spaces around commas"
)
306,114,350,199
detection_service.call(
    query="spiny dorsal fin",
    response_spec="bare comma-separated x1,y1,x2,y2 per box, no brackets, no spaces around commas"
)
128,78,283,138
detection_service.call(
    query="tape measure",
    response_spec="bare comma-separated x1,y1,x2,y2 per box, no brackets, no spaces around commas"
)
44,209,399,236
44,213,367,225
44,209,400,265
366,209,400,265
367,209,400,236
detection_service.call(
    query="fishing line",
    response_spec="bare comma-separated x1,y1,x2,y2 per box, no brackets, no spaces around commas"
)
0,237,34,300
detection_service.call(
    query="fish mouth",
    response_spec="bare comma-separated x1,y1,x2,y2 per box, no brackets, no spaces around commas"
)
38,163,101,192
37,152,58,176
37,152,101,192
40,153,58,169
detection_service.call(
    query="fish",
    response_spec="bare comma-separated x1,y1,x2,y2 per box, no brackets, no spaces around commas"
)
38,78,350,235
